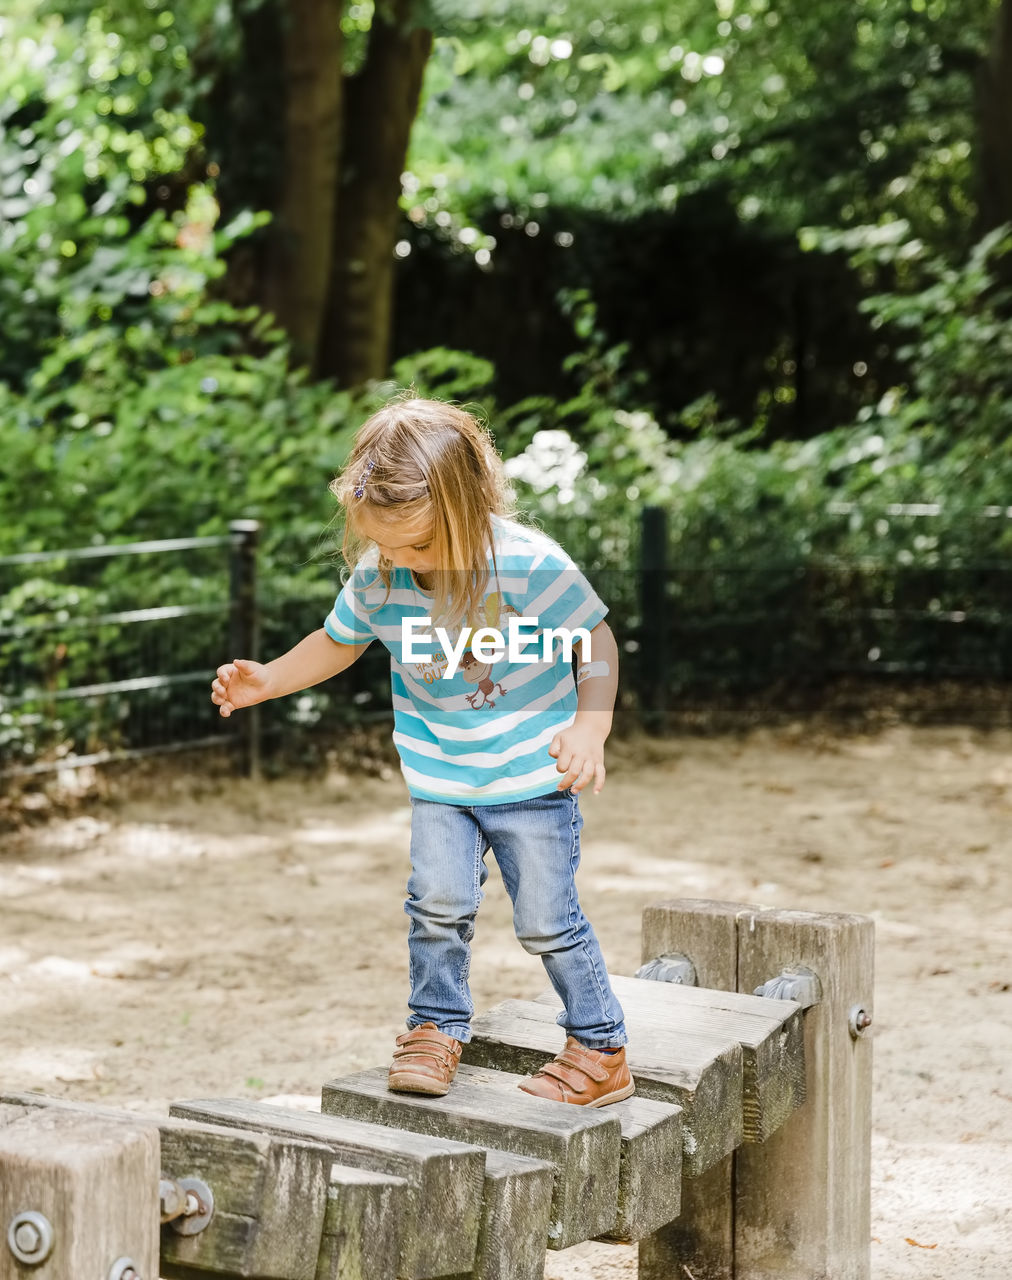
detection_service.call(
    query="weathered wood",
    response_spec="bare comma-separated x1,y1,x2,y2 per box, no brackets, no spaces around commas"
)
314,1165,408,1280
462,997,741,1177
171,1098,485,1279
733,908,874,1280
561,974,805,1143
637,899,753,1280
321,1064,625,1250
636,899,874,1280
0,1103,31,1128
4,1091,333,1280
641,898,755,991
442,1149,555,1280
597,1093,683,1243
0,1109,159,1280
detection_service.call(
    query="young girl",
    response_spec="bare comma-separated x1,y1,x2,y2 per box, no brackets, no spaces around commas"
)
211,397,633,1107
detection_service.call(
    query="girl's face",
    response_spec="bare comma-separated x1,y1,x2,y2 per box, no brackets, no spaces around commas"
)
354,507,436,574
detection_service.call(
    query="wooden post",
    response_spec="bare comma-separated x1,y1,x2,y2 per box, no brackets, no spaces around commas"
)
639,900,753,1280
733,908,874,1280
636,899,873,1280
0,1110,159,1280
228,519,261,779
638,506,669,733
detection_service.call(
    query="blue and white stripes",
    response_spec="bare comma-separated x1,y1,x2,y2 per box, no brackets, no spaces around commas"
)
324,517,608,804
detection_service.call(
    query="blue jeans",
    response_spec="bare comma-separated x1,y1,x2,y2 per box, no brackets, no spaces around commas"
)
404,788,627,1049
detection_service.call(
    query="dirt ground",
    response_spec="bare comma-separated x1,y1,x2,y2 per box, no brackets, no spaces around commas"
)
2,723,1010,1279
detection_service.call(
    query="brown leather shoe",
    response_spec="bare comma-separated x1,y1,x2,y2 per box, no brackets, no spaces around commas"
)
388,1022,463,1096
518,1038,635,1107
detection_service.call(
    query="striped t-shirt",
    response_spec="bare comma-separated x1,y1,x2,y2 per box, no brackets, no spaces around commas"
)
324,517,608,804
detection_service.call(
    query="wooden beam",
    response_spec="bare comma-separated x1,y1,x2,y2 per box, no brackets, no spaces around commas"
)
574,974,805,1143
464,997,741,1177
322,1065,624,1250
3,1092,332,1280
314,1165,407,1280
441,1149,556,1280
170,1098,484,1279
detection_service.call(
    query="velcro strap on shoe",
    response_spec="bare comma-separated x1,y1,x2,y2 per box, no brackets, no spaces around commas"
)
392,1051,450,1072
395,1030,460,1051
553,1051,609,1083
534,1062,591,1094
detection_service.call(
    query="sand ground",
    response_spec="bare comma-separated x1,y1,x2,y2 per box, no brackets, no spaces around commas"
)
2,723,1010,1278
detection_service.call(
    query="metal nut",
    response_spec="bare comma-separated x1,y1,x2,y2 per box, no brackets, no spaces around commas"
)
7,1211,55,1265
168,1177,214,1236
849,1005,873,1038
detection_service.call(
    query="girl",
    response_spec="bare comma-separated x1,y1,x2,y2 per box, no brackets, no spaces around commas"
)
211,397,633,1107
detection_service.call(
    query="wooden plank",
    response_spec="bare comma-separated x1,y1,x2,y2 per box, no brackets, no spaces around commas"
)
4,1091,333,1280
314,1165,408,1280
325,1064,682,1246
171,1098,485,1280
0,1109,159,1280
733,908,874,1280
550,974,806,1143
442,1149,555,1280
462,998,741,1177
322,1065,623,1250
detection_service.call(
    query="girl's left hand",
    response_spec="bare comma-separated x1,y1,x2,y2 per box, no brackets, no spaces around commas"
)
549,725,607,794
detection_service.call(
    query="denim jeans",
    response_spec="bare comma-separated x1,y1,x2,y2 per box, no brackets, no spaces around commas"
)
404,788,627,1049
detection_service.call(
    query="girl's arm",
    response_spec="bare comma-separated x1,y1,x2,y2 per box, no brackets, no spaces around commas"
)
211,628,370,718
549,619,619,794
572,619,619,740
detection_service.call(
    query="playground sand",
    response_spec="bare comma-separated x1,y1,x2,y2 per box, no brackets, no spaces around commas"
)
2,723,1010,1279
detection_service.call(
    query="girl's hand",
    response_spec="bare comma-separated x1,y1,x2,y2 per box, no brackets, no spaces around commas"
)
211,658,272,718
549,724,607,795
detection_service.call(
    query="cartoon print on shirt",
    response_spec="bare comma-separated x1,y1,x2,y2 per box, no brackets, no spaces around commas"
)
458,592,521,712
460,649,507,709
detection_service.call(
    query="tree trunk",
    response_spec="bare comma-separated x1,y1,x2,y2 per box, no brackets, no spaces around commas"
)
976,0,1012,234
264,0,345,367
319,0,433,386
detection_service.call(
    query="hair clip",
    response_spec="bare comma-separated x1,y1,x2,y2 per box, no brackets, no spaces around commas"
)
353,457,376,498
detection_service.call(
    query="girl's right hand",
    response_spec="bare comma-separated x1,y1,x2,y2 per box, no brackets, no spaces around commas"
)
211,658,271,717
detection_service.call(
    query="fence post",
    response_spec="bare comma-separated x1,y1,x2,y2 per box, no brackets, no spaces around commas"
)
229,519,261,780
638,506,668,732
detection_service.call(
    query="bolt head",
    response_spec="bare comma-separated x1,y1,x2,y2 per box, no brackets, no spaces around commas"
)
13,1221,42,1254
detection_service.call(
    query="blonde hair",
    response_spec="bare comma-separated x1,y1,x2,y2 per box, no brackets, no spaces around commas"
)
331,397,516,626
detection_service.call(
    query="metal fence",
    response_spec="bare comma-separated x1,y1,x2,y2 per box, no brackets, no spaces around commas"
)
1,506,1009,779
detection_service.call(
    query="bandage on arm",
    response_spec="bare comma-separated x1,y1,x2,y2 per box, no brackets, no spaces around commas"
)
576,660,611,685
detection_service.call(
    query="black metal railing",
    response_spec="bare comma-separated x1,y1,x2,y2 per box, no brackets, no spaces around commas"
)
2,505,1009,778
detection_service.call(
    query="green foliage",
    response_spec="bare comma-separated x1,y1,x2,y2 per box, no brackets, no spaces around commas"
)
1,0,1009,766
409,0,999,256
858,224,1012,472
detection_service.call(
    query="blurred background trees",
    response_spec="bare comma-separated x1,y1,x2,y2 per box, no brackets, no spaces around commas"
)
1,0,1010,765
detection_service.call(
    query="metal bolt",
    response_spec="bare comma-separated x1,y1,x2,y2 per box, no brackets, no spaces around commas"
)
7,1211,55,1265
108,1257,142,1280
14,1223,41,1254
849,1005,873,1038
